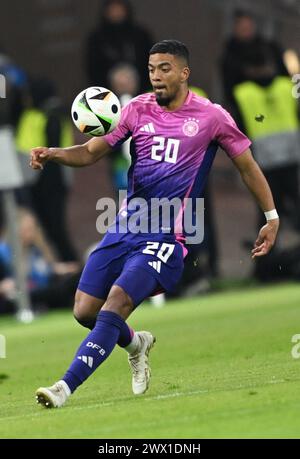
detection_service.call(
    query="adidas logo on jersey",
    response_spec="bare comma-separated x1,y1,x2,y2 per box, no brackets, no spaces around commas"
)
77,355,94,368
148,260,161,273
140,122,155,133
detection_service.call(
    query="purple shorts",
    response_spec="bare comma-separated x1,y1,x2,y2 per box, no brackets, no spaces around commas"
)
78,238,185,307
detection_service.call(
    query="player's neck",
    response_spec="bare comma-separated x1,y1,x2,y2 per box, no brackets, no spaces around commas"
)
163,87,189,112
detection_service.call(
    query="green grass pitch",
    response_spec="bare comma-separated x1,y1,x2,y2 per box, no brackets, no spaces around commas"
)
0,283,300,438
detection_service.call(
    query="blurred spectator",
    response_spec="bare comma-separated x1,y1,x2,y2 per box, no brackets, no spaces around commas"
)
0,209,81,314
221,9,288,111
0,47,28,262
15,77,79,262
232,75,300,228
108,62,139,190
86,0,153,92
221,10,300,282
109,62,140,98
0,48,27,127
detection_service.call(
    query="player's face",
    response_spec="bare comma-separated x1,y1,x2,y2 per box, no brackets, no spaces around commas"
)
148,53,189,106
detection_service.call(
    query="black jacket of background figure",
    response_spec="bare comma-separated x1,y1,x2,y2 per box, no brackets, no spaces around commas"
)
86,6,153,92
221,35,288,105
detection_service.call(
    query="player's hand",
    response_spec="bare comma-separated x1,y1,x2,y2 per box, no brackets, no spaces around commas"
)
251,219,279,259
30,147,53,170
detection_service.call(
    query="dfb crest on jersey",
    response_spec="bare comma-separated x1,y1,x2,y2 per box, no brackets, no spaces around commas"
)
183,118,199,137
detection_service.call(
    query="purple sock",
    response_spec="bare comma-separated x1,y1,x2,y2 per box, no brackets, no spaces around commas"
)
118,324,134,348
76,316,134,348
63,310,125,393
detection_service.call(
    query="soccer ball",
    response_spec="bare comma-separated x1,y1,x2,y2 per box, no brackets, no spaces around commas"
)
71,86,121,136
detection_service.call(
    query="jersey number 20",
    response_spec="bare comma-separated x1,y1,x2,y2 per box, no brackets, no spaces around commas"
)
151,137,180,164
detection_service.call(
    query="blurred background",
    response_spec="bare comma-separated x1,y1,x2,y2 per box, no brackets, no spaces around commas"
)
1,0,300,317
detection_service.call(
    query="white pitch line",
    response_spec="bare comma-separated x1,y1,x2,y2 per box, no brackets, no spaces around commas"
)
145,389,209,401
0,379,291,422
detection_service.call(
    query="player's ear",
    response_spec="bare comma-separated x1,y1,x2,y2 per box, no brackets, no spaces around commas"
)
181,66,190,83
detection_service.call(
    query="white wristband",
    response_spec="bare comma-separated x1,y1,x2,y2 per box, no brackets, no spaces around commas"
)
264,209,279,221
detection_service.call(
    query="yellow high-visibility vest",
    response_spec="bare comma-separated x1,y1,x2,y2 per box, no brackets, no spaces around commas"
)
16,108,73,154
233,76,299,139
189,86,207,98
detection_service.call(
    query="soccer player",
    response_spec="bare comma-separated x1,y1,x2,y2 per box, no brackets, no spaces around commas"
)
31,40,279,408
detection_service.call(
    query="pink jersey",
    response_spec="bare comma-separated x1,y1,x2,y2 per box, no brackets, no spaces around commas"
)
104,91,251,243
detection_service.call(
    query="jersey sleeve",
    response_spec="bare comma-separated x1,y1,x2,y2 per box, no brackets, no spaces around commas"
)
103,100,137,149
211,104,251,158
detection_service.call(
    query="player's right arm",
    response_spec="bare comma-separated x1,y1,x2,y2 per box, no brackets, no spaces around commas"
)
30,137,112,170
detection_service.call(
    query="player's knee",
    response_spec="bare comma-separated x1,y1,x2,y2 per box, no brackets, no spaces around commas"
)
73,302,94,327
73,299,87,322
73,290,104,326
73,298,97,329
102,285,134,319
73,311,96,330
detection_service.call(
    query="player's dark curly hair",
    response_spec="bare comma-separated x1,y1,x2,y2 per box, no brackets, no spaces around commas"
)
149,40,189,65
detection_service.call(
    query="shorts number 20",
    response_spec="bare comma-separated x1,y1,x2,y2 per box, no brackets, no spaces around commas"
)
142,242,175,263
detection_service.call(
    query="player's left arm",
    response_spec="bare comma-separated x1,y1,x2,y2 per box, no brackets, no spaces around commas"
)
232,148,279,259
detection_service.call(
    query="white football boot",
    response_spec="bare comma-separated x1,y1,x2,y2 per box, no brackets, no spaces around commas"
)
35,380,70,408
128,331,156,395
